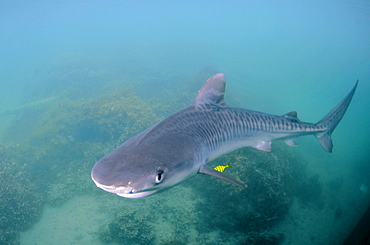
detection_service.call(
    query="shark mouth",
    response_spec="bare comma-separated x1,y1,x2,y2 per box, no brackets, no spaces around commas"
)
92,179,157,198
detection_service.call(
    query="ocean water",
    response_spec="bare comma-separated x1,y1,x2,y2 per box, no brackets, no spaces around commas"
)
0,0,369,244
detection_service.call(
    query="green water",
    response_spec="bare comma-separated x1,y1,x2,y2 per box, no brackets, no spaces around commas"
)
0,1,369,244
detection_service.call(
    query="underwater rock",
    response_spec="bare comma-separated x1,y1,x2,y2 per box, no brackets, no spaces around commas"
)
47,182,74,207
241,231,285,245
31,87,158,146
98,210,155,244
0,74,317,244
0,229,18,245
292,172,324,209
193,145,293,233
46,161,98,207
0,145,44,244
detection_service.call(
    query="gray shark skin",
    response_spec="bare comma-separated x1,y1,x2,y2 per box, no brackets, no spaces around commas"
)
91,74,358,198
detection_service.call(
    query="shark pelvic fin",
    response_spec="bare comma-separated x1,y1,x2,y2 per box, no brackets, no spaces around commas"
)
199,165,247,188
193,73,227,109
253,140,271,151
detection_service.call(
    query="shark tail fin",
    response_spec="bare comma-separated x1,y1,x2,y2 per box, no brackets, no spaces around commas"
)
315,80,358,152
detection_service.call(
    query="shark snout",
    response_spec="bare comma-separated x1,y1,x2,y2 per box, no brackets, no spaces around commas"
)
92,172,157,198
93,179,131,194
94,181,157,198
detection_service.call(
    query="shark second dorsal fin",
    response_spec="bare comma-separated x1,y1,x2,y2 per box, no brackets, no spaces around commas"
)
193,73,227,110
283,111,301,123
199,165,247,188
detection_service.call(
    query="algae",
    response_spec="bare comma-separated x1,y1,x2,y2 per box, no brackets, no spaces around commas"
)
190,144,293,240
0,70,320,244
98,210,155,244
0,145,44,244
0,80,161,243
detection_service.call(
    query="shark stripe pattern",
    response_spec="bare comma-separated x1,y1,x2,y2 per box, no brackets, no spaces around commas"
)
91,73,358,198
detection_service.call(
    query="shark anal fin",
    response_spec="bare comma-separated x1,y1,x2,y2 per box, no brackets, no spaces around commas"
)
284,138,298,147
199,165,247,188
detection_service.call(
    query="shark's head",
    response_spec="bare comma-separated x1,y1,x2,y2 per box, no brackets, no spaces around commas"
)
91,73,247,198
91,133,200,198
92,159,168,198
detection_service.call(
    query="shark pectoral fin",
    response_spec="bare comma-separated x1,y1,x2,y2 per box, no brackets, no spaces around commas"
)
284,138,298,147
199,165,247,188
253,140,271,151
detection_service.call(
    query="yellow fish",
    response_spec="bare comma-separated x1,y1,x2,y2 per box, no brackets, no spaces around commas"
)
213,162,232,172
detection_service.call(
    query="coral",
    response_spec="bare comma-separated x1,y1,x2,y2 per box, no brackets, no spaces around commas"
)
97,187,197,245
2,85,160,208
98,210,155,244
31,86,158,146
0,70,321,245
0,82,162,242
191,143,294,241
47,182,74,208
241,231,285,245
46,159,96,207
0,145,44,244
1,68,205,244
0,228,18,245
292,173,324,209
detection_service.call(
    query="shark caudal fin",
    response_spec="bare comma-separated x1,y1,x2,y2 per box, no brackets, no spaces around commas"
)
315,80,358,152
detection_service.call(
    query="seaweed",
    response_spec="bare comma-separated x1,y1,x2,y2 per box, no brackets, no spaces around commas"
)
188,144,294,244
240,231,285,245
31,86,158,145
0,82,162,243
0,70,321,244
98,210,155,244
292,173,324,209
94,140,296,244
0,145,44,244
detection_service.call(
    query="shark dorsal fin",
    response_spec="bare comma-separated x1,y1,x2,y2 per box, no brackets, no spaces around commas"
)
193,73,227,110
283,111,301,123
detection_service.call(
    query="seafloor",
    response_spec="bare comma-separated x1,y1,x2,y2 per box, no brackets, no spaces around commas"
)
1,70,368,245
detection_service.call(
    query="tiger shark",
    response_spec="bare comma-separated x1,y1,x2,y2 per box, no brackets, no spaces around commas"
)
91,73,358,198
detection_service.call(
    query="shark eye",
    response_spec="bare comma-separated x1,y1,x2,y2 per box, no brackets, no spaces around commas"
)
155,169,164,184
